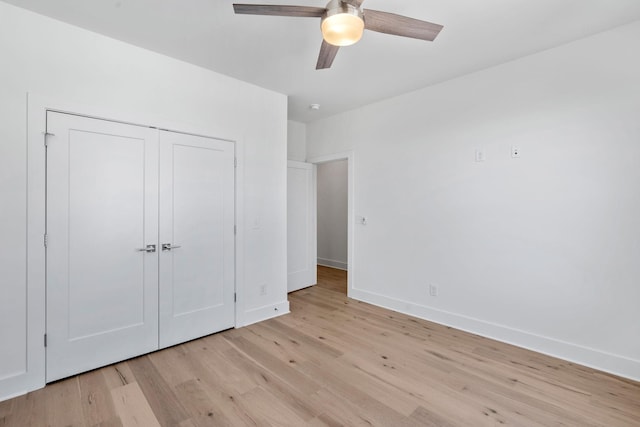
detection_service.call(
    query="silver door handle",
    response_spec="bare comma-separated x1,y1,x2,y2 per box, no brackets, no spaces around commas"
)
137,244,156,253
162,243,182,251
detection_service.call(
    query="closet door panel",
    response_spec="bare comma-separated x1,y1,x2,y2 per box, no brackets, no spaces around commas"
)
159,131,235,348
46,112,159,382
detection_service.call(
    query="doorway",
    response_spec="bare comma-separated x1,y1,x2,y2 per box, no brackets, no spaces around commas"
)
316,159,348,294
308,151,354,296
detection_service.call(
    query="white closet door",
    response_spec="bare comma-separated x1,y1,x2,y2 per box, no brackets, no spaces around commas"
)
158,131,235,348
46,112,159,382
287,161,317,292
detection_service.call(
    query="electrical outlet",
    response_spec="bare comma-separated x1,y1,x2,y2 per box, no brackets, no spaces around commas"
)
475,149,486,162
429,284,438,297
259,284,267,296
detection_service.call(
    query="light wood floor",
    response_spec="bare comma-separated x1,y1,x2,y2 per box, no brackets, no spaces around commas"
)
1,266,639,426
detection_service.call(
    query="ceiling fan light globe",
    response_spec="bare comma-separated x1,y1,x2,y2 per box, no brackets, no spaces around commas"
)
321,0,365,46
321,12,364,47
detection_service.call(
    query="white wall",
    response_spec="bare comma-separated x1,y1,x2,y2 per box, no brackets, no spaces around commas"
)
317,160,348,270
307,21,640,380
287,120,307,161
0,2,287,400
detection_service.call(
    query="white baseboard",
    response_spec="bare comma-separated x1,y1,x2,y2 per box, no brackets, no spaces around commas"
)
350,288,640,382
240,300,290,327
317,258,348,271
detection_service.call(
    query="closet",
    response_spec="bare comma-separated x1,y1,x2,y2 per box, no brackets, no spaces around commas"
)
45,112,235,381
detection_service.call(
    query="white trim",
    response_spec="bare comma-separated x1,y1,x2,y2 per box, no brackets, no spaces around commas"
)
317,258,348,271
234,139,246,328
31,93,241,143
240,301,290,327
350,288,640,382
0,93,49,402
307,151,355,298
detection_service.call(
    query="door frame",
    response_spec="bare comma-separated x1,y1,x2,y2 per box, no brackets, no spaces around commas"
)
307,151,355,296
25,93,244,393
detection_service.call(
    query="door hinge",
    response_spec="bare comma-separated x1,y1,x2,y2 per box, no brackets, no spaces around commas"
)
234,292,237,303
234,157,237,168
44,334,47,347
44,234,48,248
43,131,54,147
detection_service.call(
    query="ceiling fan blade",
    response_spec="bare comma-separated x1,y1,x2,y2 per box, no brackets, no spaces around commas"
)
233,4,326,17
316,40,340,70
363,9,443,41
343,0,365,7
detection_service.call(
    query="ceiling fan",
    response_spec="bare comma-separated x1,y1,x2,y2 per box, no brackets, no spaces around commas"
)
233,0,443,70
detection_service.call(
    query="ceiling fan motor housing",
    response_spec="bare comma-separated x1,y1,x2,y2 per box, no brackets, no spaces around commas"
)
321,0,365,46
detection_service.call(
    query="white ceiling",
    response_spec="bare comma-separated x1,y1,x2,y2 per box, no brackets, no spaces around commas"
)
5,0,640,122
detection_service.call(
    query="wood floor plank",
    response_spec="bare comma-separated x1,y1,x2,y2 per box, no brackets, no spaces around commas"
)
298,359,408,426
1,387,47,427
248,320,343,363
126,356,190,426
402,405,459,427
0,399,13,427
93,417,124,427
42,377,86,427
236,386,308,427
177,419,198,427
307,387,393,427
110,382,160,427
173,379,234,427
220,346,321,422
309,353,423,416
316,265,347,294
193,383,260,426
168,350,261,426
78,368,119,426
188,339,258,396
147,345,196,388
102,362,135,391
224,333,322,397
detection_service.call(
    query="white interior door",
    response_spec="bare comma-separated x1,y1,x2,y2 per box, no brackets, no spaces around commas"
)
46,112,159,382
287,161,317,292
158,131,235,348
